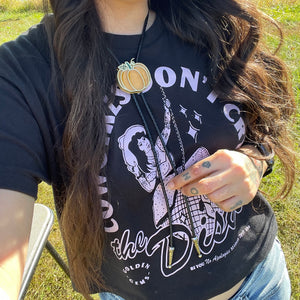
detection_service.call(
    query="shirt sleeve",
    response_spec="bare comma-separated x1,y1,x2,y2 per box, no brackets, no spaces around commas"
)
0,37,51,198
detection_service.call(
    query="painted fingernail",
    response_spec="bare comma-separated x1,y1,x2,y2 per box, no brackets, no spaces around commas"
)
167,181,175,190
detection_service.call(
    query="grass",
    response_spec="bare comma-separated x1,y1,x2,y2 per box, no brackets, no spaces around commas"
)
0,0,44,12
0,11,44,44
0,0,299,299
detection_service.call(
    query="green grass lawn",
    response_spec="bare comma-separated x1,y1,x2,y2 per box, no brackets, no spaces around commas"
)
0,11,43,44
0,1,299,299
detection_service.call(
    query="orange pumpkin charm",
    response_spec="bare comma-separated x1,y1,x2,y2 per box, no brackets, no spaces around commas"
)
117,58,152,94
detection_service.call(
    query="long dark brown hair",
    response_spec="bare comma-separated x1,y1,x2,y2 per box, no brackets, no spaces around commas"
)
43,0,296,297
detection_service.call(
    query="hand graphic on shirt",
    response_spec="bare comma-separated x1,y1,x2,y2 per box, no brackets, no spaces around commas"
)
167,148,265,212
129,163,140,177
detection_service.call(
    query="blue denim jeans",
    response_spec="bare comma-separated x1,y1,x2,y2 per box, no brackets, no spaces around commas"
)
99,238,290,300
230,238,291,300
99,292,125,300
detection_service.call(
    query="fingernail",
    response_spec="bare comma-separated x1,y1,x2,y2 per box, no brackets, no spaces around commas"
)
167,181,175,190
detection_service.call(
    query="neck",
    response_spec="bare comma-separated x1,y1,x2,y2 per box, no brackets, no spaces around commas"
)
96,0,155,35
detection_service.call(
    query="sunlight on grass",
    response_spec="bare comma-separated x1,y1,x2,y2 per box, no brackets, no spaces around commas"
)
0,0,44,12
0,11,44,44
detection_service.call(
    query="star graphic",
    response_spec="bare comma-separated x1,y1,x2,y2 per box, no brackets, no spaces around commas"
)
193,110,202,124
187,121,200,142
179,105,188,118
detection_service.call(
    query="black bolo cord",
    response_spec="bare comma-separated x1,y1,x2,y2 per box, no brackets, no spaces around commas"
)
107,11,202,267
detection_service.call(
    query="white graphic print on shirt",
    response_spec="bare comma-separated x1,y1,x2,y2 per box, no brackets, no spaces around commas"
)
100,65,246,280
118,100,172,193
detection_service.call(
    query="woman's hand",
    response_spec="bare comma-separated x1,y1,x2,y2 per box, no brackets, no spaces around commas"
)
167,148,266,212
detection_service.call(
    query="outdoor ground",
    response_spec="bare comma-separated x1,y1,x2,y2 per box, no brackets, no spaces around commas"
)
0,0,299,299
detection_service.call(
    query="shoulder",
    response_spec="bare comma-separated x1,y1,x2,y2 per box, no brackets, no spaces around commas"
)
0,15,52,79
0,16,55,107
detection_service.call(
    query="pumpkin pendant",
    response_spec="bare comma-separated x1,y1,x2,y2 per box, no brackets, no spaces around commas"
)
117,58,152,94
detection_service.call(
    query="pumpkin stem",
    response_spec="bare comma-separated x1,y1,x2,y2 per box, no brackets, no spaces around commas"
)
126,61,133,69
118,58,136,71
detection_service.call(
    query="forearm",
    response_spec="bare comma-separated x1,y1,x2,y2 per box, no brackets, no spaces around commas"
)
0,255,22,300
0,245,28,300
0,190,34,300
0,288,10,300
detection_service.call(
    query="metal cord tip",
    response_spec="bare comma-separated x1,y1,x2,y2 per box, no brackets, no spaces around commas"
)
168,246,175,268
192,237,202,258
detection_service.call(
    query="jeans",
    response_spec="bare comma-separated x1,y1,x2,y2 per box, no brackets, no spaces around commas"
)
99,293,125,300
99,238,291,300
230,238,291,300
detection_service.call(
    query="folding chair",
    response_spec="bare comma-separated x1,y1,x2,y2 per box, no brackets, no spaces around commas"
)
18,203,70,300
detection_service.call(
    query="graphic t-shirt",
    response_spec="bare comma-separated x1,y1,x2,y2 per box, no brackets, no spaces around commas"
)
0,16,277,300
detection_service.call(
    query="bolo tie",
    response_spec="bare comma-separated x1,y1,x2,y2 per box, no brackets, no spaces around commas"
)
107,11,202,268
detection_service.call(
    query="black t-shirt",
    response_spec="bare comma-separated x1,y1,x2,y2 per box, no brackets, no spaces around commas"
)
0,17,277,300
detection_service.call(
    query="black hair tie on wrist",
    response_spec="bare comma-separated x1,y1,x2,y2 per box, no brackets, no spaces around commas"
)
256,144,275,177
243,142,275,177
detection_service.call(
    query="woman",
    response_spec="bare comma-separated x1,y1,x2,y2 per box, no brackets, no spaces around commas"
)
118,98,172,192
0,0,296,299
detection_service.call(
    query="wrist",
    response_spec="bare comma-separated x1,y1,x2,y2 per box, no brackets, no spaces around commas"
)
255,143,275,177
240,142,275,177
